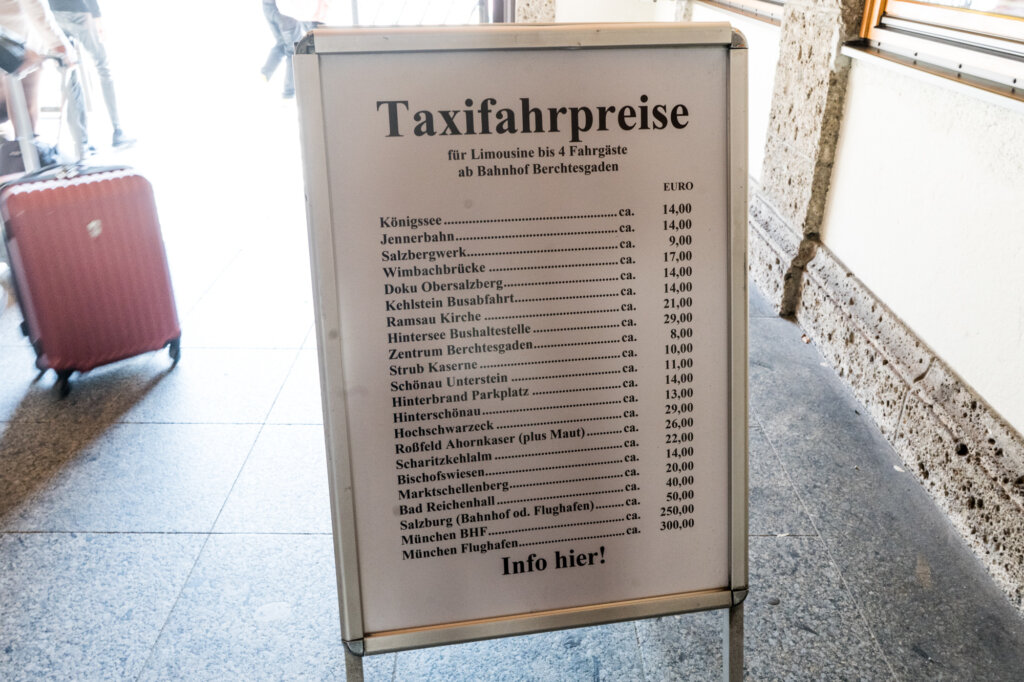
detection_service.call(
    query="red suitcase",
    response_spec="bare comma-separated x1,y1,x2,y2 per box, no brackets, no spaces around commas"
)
2,166,181,396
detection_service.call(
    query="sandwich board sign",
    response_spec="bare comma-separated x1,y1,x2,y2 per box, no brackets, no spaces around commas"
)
295,22,748,680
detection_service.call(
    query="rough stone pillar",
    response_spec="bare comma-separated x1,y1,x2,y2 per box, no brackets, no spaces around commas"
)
749,0,1024,611
516,0,555,22
751,0,865,314
676,0,694,22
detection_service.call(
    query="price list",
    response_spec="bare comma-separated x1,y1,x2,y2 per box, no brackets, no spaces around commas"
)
313,42,736,633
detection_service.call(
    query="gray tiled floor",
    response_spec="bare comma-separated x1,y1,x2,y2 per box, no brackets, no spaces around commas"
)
3,4,1024,680
5,270,1024,682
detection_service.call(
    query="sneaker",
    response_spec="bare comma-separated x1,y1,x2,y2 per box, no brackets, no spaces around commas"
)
282,90,295,99
112,128,136,148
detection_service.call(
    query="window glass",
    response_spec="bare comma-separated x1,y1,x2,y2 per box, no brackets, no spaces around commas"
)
915,0,1024,20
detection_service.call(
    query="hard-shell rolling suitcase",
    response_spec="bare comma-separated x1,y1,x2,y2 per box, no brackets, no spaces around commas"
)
2,166,181,396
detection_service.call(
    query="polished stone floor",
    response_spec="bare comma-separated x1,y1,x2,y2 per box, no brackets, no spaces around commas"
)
3,3,1024,681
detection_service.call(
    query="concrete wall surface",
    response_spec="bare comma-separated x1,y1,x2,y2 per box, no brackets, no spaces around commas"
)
733,0,1024,610
549,0,1023,614
822,59,1024,433
516,0,556,22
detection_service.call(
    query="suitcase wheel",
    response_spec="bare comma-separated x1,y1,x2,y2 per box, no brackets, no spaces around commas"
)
168,337,181,366
55,370,73,399
20,320,28,337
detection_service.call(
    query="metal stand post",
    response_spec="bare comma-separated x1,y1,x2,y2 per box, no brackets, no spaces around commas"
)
345,646,365,682
723,601,744,681
5,74,40,172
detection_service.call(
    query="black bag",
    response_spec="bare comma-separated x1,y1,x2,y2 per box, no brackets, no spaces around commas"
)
0,138,66,176
0,29,27,75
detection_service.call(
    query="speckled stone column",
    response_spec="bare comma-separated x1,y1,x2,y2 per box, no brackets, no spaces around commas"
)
516,0,555,22
752,0,865,314
750,0,1024,612
676,0,694,22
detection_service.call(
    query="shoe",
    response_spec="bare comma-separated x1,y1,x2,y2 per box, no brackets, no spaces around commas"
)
112,128,136,148
282,90,295,99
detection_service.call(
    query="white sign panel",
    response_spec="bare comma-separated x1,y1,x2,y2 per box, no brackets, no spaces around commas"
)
297,23,747,652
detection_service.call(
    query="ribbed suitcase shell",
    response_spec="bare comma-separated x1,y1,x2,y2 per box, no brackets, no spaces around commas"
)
2,168,180,374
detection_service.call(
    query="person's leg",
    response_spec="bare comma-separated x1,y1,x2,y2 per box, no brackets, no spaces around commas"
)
51,12,92,153
262,1,287,79
65,68,89,156
57,11,131,146
275,15,306,98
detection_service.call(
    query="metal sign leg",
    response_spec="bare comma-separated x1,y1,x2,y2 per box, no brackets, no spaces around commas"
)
723,602,744,681
345,647,364,682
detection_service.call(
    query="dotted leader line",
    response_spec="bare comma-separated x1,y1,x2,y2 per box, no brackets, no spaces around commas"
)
517,532,627,547
455,230,617,240
533,385,622,395
485,460,621,477
506,278,619,287
444,214,618,225
482,400,622,415
468,246,618,257
502,489,622,505
485,309,618,321
480,354,619,369
511,474,625,489
496,415,622,430
512,370,621,381
491,262,619,272
495,445,624,461
490,518,624,536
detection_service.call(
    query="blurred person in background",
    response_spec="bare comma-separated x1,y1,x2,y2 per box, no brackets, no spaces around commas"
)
49,0,133,149
0,0,74,133
261,0,329,99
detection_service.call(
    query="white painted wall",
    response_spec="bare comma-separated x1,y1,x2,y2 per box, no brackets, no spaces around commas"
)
822,59,1024,430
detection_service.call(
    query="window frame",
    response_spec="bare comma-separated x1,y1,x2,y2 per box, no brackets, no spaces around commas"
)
699,0,784,25
859,0,1024,94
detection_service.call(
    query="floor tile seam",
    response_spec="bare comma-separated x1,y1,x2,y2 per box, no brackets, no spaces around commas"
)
110,419,274,425
1,419,273,426
749,409,902,681
206,348,303,533
386,651,398,682
172,248,246,320
0,530,333,536
631,620,654,682
174,345,310,352
132,531,214,682
207,422,270,536
300,324,315,350
257,346,308,428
